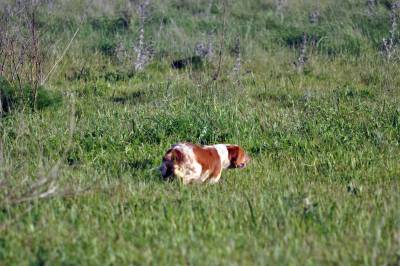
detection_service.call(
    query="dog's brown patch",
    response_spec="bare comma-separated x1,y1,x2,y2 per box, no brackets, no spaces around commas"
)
192,145,222,178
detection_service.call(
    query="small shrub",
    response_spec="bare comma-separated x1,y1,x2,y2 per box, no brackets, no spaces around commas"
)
98,38,117,56
276,25,305,47
0,76,62,113
35,88,63,110
101,68,135,82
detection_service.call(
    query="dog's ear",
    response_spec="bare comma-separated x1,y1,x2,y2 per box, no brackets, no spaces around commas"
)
227,145,249,168
164,148,184,163
226,145,240,168
171,149,184,163
160,148,183,179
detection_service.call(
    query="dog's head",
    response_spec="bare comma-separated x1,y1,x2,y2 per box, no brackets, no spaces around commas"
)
226,145,251,169
159,148,184,179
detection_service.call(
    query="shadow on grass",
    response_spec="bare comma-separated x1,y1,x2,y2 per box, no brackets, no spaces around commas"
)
110,90,148,105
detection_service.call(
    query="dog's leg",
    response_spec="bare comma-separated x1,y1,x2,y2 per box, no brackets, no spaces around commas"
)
208,175,221,184
183,177,192,185
208,166,222,184
208,170,222,184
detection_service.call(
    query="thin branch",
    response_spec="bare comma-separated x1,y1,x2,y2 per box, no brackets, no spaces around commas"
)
212,0,227,81
12,185,58,205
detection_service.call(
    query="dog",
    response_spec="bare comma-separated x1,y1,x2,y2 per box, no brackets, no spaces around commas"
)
159,143,250,184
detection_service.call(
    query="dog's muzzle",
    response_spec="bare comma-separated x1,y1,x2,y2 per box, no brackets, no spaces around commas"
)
159,163,174,179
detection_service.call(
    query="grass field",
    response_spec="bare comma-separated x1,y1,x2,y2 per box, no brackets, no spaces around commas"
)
1,0,400,265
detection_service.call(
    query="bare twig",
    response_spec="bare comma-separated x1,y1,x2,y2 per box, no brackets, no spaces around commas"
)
134,0,151,72
0,1,71,110
29,8,40,110
212,0,227,81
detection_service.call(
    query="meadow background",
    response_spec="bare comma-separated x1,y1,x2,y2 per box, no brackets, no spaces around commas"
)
0,0,400,265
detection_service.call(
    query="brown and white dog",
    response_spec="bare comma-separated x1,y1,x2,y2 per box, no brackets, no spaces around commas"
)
160,143,250,184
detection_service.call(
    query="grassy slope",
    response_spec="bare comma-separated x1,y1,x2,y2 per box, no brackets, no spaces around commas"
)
1,0,400,265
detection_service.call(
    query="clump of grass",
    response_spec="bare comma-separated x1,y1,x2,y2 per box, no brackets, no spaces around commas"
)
0,76,62,114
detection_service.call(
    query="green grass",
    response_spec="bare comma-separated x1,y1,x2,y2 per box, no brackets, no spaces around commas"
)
1,0,400,265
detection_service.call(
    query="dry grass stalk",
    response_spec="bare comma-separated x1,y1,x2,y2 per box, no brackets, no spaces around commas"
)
212,0,227,81
29,8,41,110
115,41,127,64
134,0,151,72
206,0,214,17
232,36,241,79
382,5,398,60
195,34,214,60
295,32,308,72
276,0,288,22
41,28,80,86
367,0,376,16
